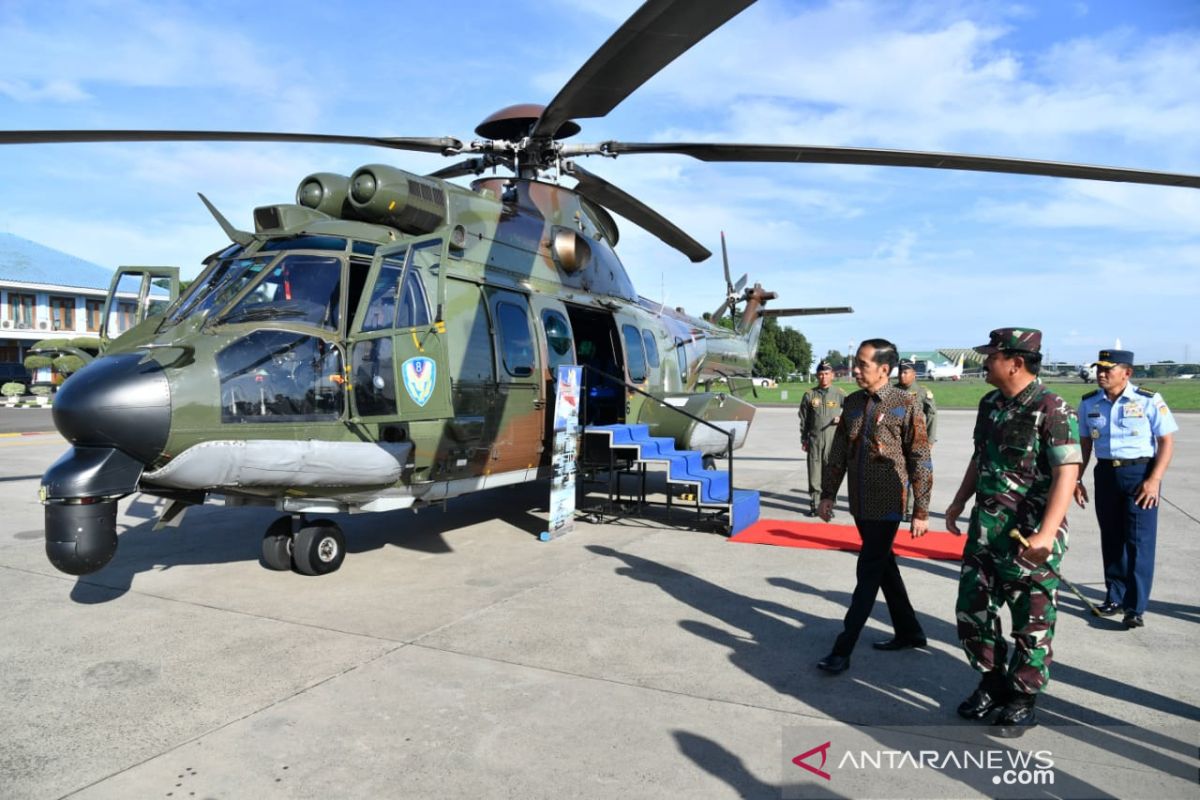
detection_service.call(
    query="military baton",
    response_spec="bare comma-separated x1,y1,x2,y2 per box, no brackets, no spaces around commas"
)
1008,530,1101,617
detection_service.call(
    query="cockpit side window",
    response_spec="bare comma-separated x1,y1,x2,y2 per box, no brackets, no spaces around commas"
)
359,242,435,332
217,330,345,422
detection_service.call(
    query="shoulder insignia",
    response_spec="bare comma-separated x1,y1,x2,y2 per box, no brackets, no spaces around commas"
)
1082,389,1100,400
1135,387,1155,398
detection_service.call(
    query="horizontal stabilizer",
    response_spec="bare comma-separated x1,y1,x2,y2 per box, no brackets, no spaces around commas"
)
761,306,853,317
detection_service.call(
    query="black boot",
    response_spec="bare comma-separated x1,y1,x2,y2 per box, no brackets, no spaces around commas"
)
992,692,1038,738
957,671,1008,721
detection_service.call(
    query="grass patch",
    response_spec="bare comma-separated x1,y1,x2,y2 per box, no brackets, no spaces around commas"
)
753,378,1200,411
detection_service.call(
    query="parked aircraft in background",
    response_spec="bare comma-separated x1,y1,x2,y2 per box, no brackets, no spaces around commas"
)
927,354,964,381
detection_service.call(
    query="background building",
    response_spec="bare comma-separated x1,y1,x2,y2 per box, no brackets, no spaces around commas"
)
0,233,131,382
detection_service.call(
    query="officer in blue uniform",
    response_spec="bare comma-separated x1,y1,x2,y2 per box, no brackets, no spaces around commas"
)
1074,349,1177,628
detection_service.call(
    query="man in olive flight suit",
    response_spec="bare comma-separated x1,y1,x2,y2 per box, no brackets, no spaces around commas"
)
800,361,846,517
897,359,937,521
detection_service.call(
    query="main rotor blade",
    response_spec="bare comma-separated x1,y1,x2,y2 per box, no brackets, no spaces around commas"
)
564,161,712,262
602,142,1200,189
531,0,756,139
0,130,463,155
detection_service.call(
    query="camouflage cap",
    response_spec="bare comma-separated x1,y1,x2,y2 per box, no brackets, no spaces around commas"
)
816,360,833,372
1093,349,1134,368
974,327,1042,355
898,359,916,371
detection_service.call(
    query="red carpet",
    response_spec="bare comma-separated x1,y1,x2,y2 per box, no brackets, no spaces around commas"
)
731,519,964,561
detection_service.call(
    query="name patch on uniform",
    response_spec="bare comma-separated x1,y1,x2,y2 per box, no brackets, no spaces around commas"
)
825,400,839,407
401,356,436,407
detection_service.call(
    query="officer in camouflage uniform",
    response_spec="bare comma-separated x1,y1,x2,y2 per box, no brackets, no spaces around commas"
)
799,361,846,517
944,328,1082,738
897,358,937,520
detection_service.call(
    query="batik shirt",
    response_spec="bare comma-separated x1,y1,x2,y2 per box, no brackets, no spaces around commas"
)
972,380,1082,533
820,384,932,521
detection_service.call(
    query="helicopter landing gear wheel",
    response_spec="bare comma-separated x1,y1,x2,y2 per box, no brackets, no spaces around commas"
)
292,520,345,576
702,454,717,470
260,516,294,571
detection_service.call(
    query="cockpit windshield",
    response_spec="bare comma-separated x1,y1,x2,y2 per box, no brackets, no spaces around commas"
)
220,254,343,330
166,254,277,325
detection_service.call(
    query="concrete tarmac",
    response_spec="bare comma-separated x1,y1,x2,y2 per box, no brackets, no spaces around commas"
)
1,407,1196,799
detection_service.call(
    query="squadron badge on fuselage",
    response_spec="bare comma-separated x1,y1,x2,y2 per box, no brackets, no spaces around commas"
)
402,356,436,407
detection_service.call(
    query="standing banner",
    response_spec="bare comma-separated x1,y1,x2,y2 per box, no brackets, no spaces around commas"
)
543,365,582,541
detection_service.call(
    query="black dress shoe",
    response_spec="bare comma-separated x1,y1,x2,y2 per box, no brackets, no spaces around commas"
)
817,653,851,674
957,686,1005,720
873,636,928,651
991,702,1037,738
1095,602,1121,617
1124,612,1145,628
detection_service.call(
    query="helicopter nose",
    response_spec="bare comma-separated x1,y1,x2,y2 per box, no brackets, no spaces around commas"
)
52,352,172,464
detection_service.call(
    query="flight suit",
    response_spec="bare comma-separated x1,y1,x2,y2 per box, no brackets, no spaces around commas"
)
898,380,937,517
799,384,847,513
957,381,1081,695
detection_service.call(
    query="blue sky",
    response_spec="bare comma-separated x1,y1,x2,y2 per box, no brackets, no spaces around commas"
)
2,0,1198,366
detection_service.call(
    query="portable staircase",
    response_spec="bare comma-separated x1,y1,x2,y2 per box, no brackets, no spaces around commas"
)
581,423,760,535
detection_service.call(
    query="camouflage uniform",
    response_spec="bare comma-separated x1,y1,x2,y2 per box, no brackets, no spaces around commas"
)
897,368,937,518
800,380,847,513
957,363,1081,695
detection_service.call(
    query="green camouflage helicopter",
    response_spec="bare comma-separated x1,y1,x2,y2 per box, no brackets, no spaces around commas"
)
4,0,1198,578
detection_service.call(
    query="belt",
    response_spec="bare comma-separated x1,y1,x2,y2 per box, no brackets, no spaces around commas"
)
1097,457,1152,467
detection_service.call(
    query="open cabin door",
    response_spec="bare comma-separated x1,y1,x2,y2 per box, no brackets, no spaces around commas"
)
100,266,180,344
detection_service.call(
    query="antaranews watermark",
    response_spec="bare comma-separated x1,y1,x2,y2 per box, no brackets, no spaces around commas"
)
782,724,1197,799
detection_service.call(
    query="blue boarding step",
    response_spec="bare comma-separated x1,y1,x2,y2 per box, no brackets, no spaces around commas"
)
730,489,760,536
583,424,761,533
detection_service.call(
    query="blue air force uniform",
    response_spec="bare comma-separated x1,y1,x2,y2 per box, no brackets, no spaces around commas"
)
1077,352,1178,620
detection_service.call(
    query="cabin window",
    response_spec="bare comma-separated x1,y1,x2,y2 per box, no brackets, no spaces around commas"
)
221,255,343,330
622,324,647,382
496,301,535,378
541,310,575,374
641,329,660,369
445,280,493,383
217,330,345,422
351,337,397,416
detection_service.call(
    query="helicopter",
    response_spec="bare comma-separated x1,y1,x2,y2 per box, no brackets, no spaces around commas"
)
4,0,1199,578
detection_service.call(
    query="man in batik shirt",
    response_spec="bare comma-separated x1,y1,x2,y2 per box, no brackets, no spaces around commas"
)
815,339,933,675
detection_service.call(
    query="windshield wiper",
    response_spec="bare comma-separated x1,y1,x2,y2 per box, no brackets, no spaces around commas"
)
221,305,310,324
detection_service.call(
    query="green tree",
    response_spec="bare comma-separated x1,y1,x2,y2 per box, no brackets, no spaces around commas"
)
825,349,846,370
776,326,812,375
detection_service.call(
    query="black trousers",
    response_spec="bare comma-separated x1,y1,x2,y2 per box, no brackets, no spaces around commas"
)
833,518,924,656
